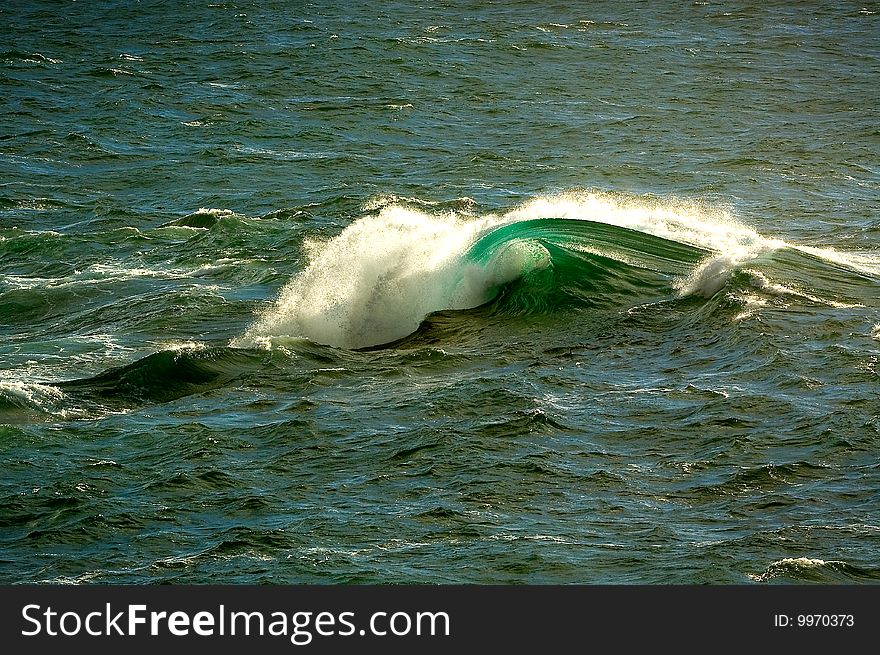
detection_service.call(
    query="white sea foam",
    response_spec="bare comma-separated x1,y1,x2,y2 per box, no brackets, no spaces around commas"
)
190,207,234,218
747,557,843,582
2,259,239,291
24,53,62,65
154,340,210,353
0,381,69,417
744,270,862,308
729,270,864,320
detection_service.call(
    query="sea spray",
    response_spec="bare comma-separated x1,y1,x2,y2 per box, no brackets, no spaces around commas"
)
232,206,512,349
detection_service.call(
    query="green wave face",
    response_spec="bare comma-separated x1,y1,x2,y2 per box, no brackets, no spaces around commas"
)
468,218,710,271
465,218,711,314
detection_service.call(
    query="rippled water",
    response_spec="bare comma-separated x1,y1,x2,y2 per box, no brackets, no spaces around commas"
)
1,1,879,584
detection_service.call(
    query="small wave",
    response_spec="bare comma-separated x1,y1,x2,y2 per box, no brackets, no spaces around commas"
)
20,52,62,65
795,244,880,278
362,194,478,214
0,381,65,410
749,557,880,583
742,270,863,308
89,66,136,78
0,381,90,422
159,207,235,229
55,346,267,409
3,347,252,421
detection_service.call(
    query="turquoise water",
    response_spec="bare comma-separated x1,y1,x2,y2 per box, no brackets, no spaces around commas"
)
1,0,879,584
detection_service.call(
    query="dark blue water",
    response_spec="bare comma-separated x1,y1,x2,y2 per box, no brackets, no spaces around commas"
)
2,0,879,584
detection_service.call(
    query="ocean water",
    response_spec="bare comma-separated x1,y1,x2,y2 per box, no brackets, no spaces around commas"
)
1,0,879,584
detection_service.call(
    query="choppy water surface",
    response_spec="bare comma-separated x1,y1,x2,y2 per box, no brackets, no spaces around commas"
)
1,1,879,584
